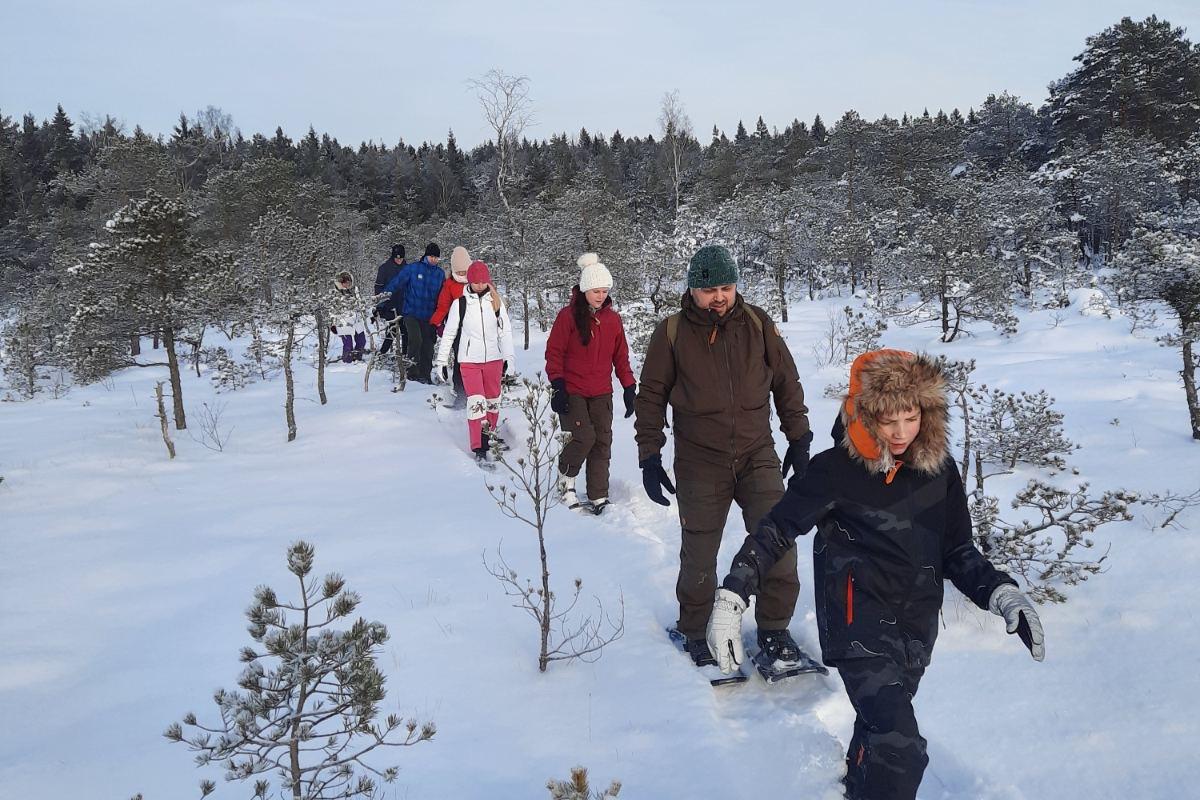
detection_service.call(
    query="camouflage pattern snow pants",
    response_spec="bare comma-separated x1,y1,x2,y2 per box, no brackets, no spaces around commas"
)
838,658,928,800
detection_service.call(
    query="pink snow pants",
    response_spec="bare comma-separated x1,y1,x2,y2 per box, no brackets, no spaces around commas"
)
460,360,503,450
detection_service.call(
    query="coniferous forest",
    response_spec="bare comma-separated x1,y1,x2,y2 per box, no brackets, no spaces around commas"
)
1,15,1198,438
5,13,1200,800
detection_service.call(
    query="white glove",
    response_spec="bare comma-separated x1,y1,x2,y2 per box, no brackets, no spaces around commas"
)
432,364,449,385
989,584,1045,662
706,588,747,674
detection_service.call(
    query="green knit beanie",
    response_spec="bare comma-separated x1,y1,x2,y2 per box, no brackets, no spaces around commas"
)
687,245,739,289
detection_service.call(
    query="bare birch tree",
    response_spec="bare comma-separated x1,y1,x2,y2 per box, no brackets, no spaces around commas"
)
659,90,693,215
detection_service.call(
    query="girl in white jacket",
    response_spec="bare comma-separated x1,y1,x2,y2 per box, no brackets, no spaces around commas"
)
434,260,515,462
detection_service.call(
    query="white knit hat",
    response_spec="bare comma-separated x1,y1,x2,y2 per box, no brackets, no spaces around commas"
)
449,246,472,278
577,252,613,293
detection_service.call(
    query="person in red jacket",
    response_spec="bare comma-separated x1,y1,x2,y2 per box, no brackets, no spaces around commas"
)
430,245,473,331
545,253,637,515
430,246,473,405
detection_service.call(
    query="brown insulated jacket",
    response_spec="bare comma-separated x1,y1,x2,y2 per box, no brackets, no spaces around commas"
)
634,292,810,469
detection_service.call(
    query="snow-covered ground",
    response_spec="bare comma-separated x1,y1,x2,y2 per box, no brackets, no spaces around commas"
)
2,294,1198,800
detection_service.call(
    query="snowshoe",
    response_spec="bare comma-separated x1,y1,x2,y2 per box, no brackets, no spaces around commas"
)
473,447,495,470
561,487,589,512
752,628,828,682
588,497,610,516
666,627,747,686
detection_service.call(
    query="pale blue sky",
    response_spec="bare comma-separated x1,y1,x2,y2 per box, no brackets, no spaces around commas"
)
2,0,1198,148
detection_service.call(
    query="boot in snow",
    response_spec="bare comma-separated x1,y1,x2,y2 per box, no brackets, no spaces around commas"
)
687,636,718,668
756,628,803,666
588,497,610,515
559,471,584,511
473,446,494,469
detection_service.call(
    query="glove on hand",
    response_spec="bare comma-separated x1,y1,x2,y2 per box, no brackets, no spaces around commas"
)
330,325,338,334
550,378,569,414
623,384,637,418
989,584,1045,662
432,364,449,385
781,430,813,481
503,360,509,377
639,453,676,506
706,588,747,674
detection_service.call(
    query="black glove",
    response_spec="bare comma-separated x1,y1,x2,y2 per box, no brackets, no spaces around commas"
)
330,325,338,334
622,383,637,418
639,454,676,506
781,430,813,482
550,378,569,414
503,360,509,377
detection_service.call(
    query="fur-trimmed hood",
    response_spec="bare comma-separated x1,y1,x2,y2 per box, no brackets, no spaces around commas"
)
839,349,948,477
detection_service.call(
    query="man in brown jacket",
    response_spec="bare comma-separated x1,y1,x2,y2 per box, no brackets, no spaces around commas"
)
635,244,814,669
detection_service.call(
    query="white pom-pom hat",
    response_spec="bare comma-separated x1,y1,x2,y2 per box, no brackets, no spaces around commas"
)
577,252,613,293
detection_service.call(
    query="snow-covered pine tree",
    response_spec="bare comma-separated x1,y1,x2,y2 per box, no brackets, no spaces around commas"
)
980,162,1079,303
1043,129,1176,260
1048,15,1200,151
0,306,51,398
64,191,234,429
970,386,1077,482
1111,209,1200,438
964,92,1042,171
248,209,334,439
889,187,1017,341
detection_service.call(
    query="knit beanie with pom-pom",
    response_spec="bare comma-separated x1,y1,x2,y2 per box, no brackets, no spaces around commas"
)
577,252,613,292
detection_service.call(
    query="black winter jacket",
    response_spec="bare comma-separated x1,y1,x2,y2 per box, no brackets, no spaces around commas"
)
724,420,1016,668
374,258,404,313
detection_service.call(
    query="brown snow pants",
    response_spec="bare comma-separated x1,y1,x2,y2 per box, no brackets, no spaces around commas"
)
674,446,800,640
558,393,614,501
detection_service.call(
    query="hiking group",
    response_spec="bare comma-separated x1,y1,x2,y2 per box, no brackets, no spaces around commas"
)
358,240,1045,800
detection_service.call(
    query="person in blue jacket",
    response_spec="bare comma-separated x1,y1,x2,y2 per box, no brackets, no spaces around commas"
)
384,242,443,383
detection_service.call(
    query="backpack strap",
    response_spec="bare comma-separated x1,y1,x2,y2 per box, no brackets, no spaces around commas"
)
451,295,468,355
665,312,681,349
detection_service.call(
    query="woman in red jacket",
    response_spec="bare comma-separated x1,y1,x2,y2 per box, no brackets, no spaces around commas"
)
545,253,637,515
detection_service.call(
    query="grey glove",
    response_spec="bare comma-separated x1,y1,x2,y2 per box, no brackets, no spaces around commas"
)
989,584,1045,662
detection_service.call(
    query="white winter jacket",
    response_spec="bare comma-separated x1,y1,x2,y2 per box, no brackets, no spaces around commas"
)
435,288,515,367
331,290,367,335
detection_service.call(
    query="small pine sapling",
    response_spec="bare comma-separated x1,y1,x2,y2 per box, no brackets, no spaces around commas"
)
970,481,1137,603
546,765,622,799
167,541,434,800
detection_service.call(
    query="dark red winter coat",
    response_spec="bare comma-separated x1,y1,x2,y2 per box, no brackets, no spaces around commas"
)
545,291,636,398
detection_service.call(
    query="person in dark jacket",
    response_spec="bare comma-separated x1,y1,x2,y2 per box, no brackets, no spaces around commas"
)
373,244,406,356
707,349,1045,800
384,242,443,383
634,244,813,669
545,253,637,514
